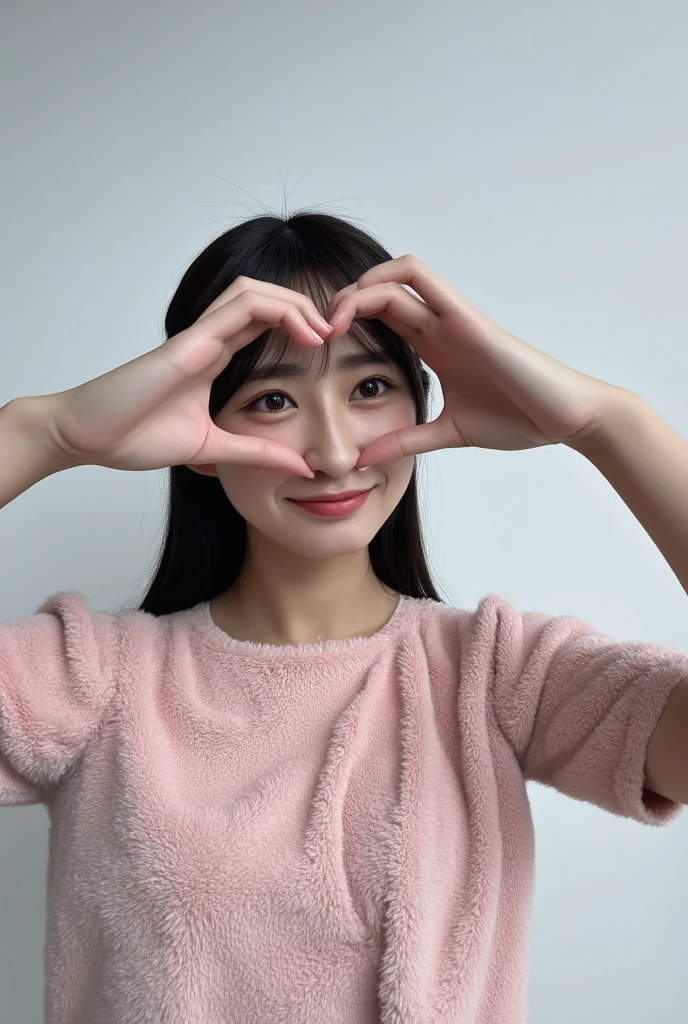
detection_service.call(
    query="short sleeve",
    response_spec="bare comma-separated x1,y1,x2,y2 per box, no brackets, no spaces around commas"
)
490,598,688,826
0,591,120,807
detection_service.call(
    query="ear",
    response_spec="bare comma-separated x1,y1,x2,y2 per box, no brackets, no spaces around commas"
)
185,464,219,478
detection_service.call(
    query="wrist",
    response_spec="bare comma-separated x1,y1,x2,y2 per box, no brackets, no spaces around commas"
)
9,394,83,475
566,386,646,459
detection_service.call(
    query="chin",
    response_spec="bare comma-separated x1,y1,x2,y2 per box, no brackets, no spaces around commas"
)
271,527,380,560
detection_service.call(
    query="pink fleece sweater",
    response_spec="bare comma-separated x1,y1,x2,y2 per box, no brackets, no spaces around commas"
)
1,589,687,1023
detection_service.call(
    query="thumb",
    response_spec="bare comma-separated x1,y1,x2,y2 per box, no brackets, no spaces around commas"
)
201,425,314,478
356,417,460,468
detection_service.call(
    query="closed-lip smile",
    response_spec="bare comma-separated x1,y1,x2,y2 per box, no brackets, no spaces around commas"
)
288,488,372,503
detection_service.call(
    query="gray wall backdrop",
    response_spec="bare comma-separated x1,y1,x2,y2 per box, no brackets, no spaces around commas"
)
1,1,687,1021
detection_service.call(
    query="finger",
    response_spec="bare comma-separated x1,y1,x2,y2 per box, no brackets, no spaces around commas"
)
332,255,457,319
327,283,431,340
362,307,421,344
325,279,417,319
198,277,333,338
324,281,358,319
188,292,328,364
201,425,315,478
162,304,324,393
356,418,460,468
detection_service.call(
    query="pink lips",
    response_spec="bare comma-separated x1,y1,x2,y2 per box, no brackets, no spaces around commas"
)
287,489,372,518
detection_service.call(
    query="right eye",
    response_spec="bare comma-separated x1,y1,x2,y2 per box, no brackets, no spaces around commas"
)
246,391,294,414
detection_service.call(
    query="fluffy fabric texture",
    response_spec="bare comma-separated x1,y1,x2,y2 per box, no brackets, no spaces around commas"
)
1,590,687,1023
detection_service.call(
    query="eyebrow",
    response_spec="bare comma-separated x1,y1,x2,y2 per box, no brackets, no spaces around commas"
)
241,349,397,387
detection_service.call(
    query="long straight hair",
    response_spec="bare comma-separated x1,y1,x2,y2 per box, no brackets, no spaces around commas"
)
130,212,446,615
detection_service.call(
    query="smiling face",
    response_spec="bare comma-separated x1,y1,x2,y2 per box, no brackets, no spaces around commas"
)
190,327,418,562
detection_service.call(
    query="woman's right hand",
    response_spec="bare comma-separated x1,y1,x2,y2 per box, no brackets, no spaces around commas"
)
37,279,333,478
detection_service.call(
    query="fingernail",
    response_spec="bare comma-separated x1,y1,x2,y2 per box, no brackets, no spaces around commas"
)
310,328,325,344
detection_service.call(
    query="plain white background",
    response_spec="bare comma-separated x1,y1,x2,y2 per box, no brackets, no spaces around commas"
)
1,1,687,1020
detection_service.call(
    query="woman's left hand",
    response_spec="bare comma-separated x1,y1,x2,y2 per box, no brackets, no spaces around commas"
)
325,255,624,468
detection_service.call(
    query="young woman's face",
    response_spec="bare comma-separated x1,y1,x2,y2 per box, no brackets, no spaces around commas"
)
203,331,418,560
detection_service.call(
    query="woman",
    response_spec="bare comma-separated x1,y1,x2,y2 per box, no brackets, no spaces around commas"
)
1,212,687,1023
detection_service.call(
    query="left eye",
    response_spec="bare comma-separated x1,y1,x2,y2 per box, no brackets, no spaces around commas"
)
247,376,395,414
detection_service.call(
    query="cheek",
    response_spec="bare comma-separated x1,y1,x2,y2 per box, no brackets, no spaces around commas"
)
216,407,302,456
216,465,285,517
374,398,416,435
384,453,416,497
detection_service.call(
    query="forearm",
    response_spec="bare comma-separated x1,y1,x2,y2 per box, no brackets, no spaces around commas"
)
568,388,688,597
0,396,74,509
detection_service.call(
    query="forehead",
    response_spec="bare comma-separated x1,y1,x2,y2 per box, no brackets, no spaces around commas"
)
247,330,396,387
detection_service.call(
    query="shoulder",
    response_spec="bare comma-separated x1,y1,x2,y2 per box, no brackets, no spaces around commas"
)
396,591,536,678
1,591,203,674
401,591,527,641
1,590,121,670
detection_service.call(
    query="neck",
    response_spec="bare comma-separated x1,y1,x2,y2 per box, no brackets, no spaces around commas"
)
211,534,399,646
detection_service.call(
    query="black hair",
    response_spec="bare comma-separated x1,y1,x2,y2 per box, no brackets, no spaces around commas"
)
129,211,446,615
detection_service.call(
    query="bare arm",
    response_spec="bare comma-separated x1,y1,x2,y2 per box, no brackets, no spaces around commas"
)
0,396,77,509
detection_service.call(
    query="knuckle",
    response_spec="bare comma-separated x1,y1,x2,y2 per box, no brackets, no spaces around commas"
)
382,282,402,297
280,301,299,320
240,288,259,306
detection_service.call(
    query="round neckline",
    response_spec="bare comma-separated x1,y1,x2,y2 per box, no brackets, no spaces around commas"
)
192,592,413,658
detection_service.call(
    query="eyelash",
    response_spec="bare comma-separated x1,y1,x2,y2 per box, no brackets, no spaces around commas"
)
244,376,398,415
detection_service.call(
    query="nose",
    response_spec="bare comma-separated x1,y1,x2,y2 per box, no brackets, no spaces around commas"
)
300,404,370,479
